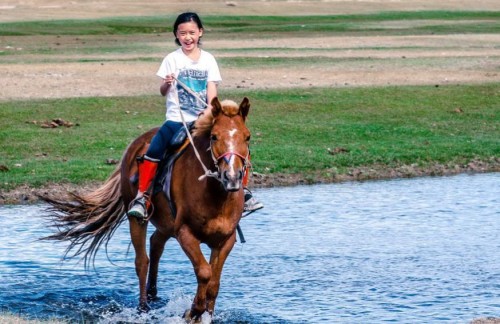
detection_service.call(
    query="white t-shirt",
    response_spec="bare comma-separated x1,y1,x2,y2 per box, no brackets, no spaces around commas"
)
156,48,222,122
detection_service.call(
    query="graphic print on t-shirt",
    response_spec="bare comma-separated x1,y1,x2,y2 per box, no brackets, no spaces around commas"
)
177,68,208,116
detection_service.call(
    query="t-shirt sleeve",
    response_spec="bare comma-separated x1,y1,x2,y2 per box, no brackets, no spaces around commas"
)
156,54,175,79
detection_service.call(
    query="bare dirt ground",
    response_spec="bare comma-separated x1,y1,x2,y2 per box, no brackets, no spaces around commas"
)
1,0,499,99
1,33,500,99
0,0,499,204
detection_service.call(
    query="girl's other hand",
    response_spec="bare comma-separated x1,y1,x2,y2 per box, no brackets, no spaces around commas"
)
160,73,175,96
164,73,175,86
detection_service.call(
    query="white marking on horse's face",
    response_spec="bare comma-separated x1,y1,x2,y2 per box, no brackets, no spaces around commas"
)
227,128,237,151
225,128,238,177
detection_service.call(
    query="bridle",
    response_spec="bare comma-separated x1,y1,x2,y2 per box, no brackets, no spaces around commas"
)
208,143,251,182
173,75,250,182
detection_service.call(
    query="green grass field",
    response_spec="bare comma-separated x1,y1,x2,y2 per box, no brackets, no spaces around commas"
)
0,11,499,192
1,11,499,37
1,11,499,60
1,84,498,191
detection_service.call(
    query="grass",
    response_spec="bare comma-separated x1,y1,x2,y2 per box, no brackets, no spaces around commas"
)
0,11,498,191
0,11,499,37
246,85,499,173
1,11,498,64
1,84,498,191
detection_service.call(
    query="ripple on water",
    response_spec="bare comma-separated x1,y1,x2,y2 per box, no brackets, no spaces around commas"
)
0,173,499,323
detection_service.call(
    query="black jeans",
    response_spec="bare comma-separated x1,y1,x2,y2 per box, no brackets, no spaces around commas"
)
145,120,183,160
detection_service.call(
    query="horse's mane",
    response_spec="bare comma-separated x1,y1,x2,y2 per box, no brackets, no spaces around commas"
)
192,100,240,137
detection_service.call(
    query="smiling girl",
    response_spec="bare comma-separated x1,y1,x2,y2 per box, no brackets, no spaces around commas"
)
128,12,262,220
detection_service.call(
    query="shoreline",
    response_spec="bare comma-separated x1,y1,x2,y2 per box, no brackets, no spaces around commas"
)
2,158,498,205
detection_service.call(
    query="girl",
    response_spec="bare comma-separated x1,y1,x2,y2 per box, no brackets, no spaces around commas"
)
128,12,262,220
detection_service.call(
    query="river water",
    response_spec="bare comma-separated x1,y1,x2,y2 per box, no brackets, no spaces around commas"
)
0,173,498,323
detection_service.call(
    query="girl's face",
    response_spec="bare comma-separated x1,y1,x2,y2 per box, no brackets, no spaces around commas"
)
175,21,203,53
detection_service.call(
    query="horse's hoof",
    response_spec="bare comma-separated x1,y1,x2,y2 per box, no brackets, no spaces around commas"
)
137,301,151,313
147,294,160,302
147,287,158,302
183,309,201,323
183,309,192,321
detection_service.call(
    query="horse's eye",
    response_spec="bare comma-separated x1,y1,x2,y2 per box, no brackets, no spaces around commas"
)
211,134,218,141
246,135,251,142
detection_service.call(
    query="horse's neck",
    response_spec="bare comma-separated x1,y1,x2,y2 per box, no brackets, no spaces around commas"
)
186,136,221,188
191,135,212,167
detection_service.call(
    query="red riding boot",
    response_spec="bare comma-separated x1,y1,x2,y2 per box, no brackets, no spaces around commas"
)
128,156,159,219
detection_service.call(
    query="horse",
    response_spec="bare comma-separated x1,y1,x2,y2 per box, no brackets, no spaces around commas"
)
42,97,252,321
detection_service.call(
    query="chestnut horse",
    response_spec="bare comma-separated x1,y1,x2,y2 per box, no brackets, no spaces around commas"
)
43,97,251,321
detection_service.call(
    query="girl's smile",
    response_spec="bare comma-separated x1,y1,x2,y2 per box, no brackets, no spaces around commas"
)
176,21,203,57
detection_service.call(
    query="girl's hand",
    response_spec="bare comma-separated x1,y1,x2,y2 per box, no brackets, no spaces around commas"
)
160,73,175,96
164,73,175,86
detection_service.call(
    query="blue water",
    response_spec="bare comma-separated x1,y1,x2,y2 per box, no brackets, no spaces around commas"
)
0,173,499,323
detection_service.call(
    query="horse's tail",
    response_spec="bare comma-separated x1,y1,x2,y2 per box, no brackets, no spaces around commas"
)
41,128,157,269
41,165,125,268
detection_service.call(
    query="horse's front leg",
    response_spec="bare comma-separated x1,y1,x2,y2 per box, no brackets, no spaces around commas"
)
128,217,150,312
177,225,211,321
207,233,237,315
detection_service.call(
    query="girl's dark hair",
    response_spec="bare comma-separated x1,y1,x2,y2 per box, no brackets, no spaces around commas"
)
173,12,204,46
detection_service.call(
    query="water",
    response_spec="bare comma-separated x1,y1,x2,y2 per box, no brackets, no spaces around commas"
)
0,173,499,323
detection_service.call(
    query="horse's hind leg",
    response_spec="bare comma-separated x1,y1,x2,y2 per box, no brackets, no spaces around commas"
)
147,229,170,301
128,217,150,312
146,196,174,301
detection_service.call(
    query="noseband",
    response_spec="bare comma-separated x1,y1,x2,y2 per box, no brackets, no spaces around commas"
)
208,141,250,182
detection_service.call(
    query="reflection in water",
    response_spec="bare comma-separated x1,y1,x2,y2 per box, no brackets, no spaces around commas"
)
0,173,499,323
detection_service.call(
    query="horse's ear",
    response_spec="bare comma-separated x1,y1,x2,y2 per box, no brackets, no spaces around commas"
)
239,97,250,120
211,97,221,117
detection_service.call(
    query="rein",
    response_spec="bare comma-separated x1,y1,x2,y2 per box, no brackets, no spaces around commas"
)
172,76,218,181
172,76,249,182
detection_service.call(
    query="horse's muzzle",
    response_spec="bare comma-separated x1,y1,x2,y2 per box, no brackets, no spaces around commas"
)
221,170,243,192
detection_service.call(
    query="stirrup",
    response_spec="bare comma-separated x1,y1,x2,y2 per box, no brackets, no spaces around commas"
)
243,189,263,212
128,196,149,221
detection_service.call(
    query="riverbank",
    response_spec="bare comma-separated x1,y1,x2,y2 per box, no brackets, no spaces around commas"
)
1,158,498,205
2,7,499,205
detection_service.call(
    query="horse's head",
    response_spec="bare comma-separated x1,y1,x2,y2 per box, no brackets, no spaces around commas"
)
202,97,251,192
